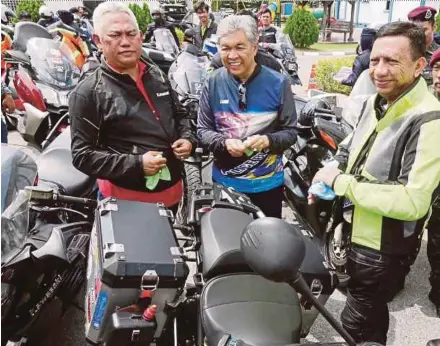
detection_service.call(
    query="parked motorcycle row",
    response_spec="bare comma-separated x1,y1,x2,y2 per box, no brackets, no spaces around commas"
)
1,10,381,346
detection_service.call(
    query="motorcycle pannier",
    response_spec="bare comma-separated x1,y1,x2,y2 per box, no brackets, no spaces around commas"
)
85,198,188,345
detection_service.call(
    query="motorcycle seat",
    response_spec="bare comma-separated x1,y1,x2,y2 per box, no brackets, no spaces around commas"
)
201,273,302,346
38,128,95,197
200,208,253,280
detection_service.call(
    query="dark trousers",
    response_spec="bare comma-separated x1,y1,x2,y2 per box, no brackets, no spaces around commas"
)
246,186,283,218
428,206,440,307
341,245,412,345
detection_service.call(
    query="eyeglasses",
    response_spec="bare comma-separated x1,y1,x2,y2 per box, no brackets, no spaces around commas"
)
238,84,247,111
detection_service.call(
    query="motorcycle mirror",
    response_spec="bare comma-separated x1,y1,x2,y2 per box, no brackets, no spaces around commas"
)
240,217,305,283
184,28,195,39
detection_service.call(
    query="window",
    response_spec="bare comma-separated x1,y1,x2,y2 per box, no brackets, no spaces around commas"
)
385,0,391,11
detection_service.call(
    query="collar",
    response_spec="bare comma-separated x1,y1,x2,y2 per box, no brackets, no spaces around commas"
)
101,55,148,77
201,19,211,28
374,77,428,131
230,63,262,86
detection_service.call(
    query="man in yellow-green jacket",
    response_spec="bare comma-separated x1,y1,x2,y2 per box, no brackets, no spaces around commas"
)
313,22,440,344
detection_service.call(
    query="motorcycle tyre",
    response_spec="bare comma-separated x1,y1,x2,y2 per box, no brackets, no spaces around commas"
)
324,228,350,289
176,163,202,229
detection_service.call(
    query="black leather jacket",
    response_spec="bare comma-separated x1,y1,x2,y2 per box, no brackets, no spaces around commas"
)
69,55,196,192
342,50,371,87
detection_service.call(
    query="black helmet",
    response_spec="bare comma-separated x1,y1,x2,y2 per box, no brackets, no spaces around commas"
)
18,11,31,21
57,10,74,25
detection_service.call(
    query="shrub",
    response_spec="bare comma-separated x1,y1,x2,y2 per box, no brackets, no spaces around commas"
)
175,28,184,45
283,6,319,48
14,0,45,23
315,56,356,95
128,2,152,34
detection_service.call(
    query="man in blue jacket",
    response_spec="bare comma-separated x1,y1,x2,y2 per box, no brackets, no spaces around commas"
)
197,14,297,218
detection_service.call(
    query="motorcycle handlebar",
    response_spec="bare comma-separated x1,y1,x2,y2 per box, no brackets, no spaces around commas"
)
55,194,97,208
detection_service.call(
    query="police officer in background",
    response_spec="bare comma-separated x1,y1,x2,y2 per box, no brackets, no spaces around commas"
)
408,6,440,85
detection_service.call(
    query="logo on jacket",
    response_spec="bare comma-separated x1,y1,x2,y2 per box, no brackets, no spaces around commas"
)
156,91,170,97
220,99,229,104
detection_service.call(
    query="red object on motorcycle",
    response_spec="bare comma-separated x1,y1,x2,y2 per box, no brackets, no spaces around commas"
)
13,70,46,112
14,98,25,111
142,305,157,321
319,130,337,151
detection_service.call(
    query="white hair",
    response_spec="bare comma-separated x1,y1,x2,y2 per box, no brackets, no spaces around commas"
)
93,2,139,37
217,15,258,44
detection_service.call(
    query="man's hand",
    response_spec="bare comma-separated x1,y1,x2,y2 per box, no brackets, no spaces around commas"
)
142,151,167,176
172,139,192,159
225,138,246,157
2,94,15,113
244,135,270,151
312,166,342,188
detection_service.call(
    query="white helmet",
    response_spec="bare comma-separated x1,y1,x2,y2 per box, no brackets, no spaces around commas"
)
39,5,53,18
1,4,15,24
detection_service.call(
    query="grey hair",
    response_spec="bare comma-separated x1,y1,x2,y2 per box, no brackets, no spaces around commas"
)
217,15,258,44
93,2,139,37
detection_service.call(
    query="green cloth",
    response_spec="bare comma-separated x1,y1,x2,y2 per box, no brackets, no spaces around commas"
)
145,166,171,190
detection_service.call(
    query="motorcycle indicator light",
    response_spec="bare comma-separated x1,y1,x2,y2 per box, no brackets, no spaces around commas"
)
319,130,337,151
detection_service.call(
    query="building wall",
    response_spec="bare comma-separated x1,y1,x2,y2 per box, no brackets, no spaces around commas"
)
336,0,440,26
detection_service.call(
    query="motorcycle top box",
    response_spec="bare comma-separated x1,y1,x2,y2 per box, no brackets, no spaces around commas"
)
85,198,189,346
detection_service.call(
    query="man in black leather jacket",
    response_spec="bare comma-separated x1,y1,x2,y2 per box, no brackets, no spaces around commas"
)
69,2,196,211
144,8,180,46
342,28,376,86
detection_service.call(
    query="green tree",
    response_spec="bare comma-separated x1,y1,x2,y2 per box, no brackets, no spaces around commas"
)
14,0,45,23
128,2,152,34
284,7,319,48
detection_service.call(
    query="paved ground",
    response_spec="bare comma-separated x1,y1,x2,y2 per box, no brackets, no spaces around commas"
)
6,52,440,345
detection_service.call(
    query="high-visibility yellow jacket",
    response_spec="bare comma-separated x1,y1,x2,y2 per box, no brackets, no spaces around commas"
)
334,77,440,255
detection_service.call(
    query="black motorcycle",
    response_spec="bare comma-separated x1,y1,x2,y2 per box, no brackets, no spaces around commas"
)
1,144,97,346
81,182,383,346
168,41,212,225
260,30,302,86
284,98,353,287
143,28,180,75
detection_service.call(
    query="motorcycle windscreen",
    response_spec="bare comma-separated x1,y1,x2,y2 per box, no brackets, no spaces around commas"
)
26,37,80,90
172,51,209,97
154,28,179,56
1,145,37,264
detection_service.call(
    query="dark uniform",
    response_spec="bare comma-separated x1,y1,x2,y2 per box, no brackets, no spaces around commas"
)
259,26,278,44
408,6,440,86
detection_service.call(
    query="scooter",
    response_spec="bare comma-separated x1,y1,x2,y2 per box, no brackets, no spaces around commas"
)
3,22,81,149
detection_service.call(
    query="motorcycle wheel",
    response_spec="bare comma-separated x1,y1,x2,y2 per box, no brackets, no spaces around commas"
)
176,163,201,229
325,228,350,289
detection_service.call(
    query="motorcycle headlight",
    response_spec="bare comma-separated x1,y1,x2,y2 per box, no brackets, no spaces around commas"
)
36,84,69,108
